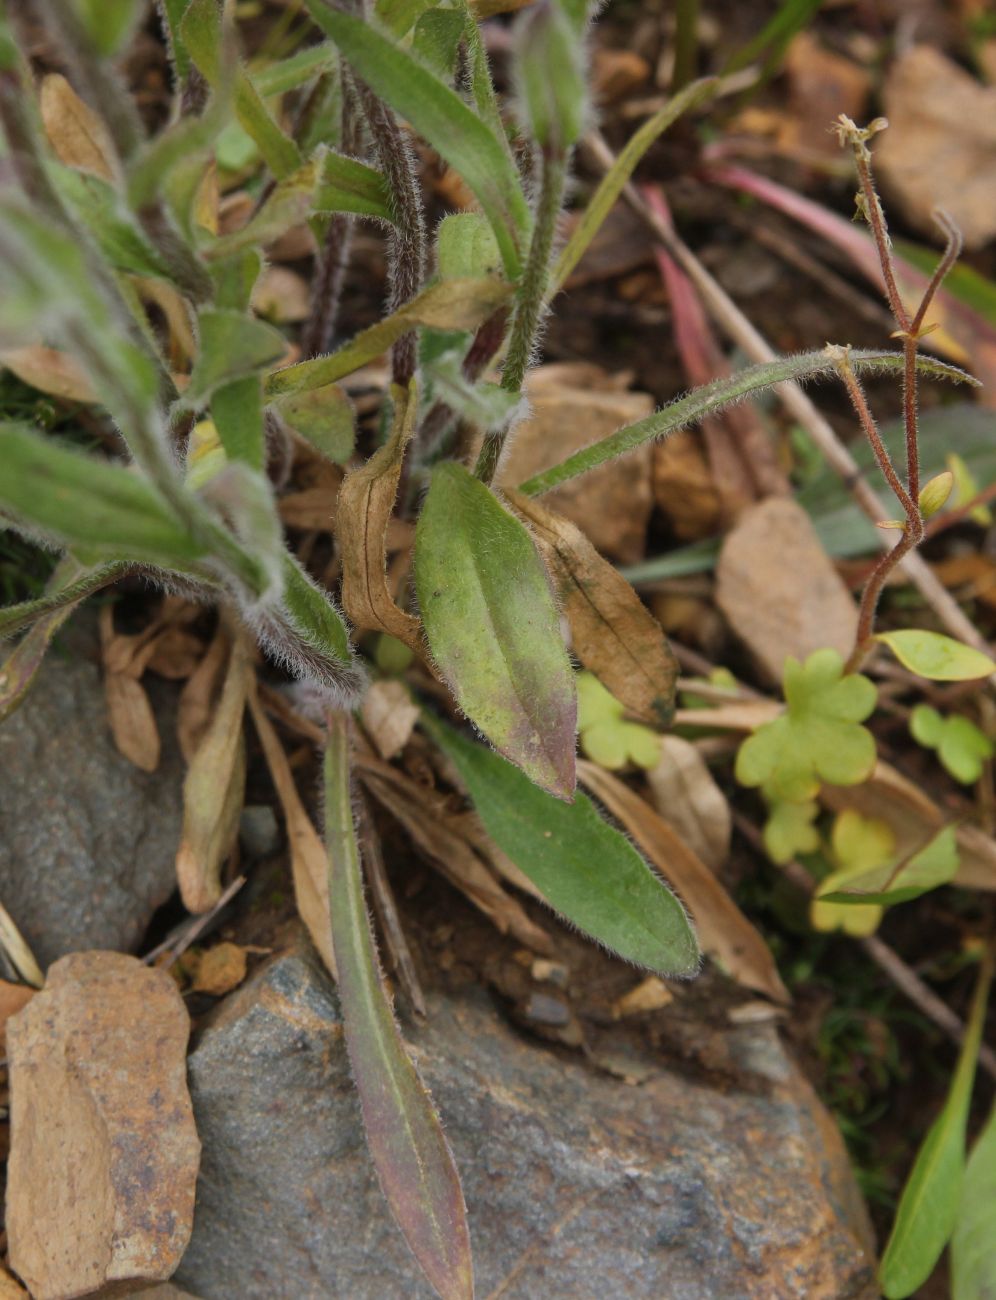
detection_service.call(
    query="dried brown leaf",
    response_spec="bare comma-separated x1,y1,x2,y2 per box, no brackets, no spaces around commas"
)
0,345,98,403
579,761,789,1002
645,735,732,871
0,1263,29,1298
175,634,251,913
177,624,230,762
506,488,677,726
247,687,335,976
39,73,116,179
0,980,36,1046
361,764,554,954
337,381,424,656
612,975,673,1018
105,672,161,772
360,679,419,761
144,627,205,680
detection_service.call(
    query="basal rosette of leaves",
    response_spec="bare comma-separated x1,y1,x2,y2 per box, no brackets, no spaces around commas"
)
0,3,992,1297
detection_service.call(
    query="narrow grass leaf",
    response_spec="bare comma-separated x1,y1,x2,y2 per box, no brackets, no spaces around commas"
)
517,350,979,497
875,630,996,682
879,947,994,1298
423,713,700,975
304,1,529,276
265,276,512,398
951,1095,996,1300
551,78,716,293
415,462,577,798
323,714,473,1300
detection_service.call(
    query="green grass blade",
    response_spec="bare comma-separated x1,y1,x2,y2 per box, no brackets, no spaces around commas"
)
415,462,577,798
879,947,994,1298
517,349,978,497
423,712,700,975
551,77,716,293
303,0,529,276
323,715,473,1300
951,1092,996,1300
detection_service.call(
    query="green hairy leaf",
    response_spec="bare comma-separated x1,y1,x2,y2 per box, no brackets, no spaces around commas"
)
736,649,877,803
265,277,512,398
517,350,979,497
323,715,473,1300
423,712,700,976
0,561,128,641
0,424,206,569
875,629,996,682
304,1,530,276
415,462,577,799
185,309,287,408
516,0,586,152
879,949,993,1298
951,1095,996,1300
274,384,357,464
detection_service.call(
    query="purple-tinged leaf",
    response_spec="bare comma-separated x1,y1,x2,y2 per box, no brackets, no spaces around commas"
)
415,461,577,799
323,714,473,1300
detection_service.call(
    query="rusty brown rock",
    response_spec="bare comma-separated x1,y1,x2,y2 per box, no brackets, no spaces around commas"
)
6,952,200,1300
500,368,655,564
715,496,859,683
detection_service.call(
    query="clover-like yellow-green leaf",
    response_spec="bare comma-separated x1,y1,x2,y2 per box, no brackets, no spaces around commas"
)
762,799,820,865
910,705,994,785
818,824,959,908
577,672,661,772
810,810,893,936
735,649,877,802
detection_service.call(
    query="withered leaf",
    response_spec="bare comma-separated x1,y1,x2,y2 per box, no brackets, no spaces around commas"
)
506,488,677,726
39,73,116,180
579,761,789,1003
337,380,424,656
105,673,161,773
645,735,732,872
360,679,419,761
177,623,231,762
247,685,336,977
175,632,251,913
0,346,97,404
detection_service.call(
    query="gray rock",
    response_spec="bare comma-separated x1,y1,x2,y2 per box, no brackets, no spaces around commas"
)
0,619,183,968
176,945,877,1300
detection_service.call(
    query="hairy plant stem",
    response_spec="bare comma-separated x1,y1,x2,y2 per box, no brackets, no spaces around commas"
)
475,150,568,484
355,78,426,386
841,121,963,671
302,82,361,359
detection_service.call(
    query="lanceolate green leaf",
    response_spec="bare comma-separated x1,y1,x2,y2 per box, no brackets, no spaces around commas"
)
818,825,959,907
304,1,530,276
265,277,512,398
186,309,287,407
323,715,473,1300
0,424,205,569
517,350,979,498
422,712,700,975
415,462,577,798
951,1094,996,1300
181,0,302,179
879,947,994,1299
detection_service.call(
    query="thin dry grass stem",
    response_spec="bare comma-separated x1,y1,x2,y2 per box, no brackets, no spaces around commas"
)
581,131,991,660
